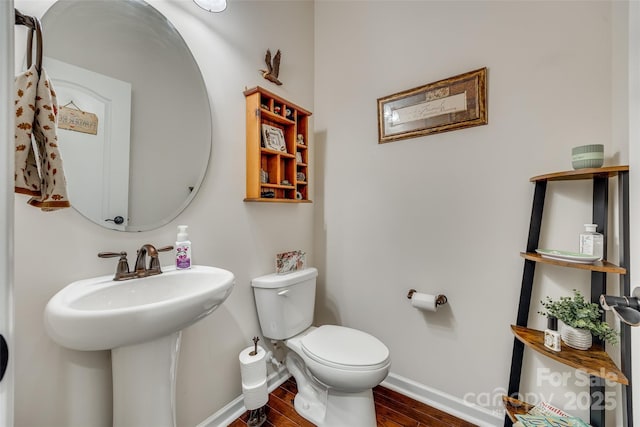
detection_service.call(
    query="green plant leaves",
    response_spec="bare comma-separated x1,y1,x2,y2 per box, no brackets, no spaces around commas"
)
539,289,619,345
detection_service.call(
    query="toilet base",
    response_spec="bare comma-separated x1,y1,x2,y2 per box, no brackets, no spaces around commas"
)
293,387,377,427
323,389,376,427
286,352,377,427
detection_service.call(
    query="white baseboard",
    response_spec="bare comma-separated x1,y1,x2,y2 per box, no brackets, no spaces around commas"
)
197,369,503,427
196,367,291,427
381,372,503,427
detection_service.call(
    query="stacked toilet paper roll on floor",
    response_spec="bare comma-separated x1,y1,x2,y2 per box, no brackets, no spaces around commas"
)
239,344,268,410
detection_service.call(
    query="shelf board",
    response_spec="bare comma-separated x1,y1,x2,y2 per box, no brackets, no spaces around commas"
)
244,197,312,203
244,86,312,116
530,165,628,182
511,325,628,385
260,148,295,158
502,396,535,422
260,108,295,125
297,162,307,167
520,252,626,274
297,182,308,186
261,183,295,189
297,144,307,150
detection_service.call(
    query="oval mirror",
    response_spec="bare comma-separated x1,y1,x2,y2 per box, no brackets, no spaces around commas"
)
40,0,211,231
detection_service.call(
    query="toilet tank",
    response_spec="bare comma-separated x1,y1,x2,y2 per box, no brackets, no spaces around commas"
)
251,267,318,340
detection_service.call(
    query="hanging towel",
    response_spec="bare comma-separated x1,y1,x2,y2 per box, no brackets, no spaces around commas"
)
14,64,40,196
14,65,70,211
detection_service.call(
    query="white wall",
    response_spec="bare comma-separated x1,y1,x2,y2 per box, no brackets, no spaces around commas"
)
12,1,314,426
315,0,627,423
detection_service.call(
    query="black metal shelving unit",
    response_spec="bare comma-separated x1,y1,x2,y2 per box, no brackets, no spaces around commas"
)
504,166,631,427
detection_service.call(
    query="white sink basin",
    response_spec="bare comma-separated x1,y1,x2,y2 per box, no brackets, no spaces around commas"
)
44,265,235,426
45,265,235,351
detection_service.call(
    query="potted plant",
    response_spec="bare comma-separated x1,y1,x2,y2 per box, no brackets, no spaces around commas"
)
539,289,618,349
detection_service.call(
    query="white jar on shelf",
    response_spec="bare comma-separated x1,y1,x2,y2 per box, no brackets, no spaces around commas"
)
579,223,603,261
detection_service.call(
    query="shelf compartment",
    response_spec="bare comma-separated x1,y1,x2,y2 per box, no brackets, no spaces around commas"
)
531,166,628,182
520,252,626,274
260,109,294,126
260,156,280,184
511,325,628,385
296,186,308,201
246,86,311,116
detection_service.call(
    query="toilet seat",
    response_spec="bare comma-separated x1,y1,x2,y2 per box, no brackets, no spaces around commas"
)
301,325,390,371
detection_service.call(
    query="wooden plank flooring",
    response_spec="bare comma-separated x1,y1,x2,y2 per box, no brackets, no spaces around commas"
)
228,377,477,427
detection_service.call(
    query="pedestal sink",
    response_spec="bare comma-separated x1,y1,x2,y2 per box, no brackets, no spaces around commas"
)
44,265,235,427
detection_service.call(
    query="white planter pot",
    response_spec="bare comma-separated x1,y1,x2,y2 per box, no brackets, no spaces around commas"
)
560,323,592,350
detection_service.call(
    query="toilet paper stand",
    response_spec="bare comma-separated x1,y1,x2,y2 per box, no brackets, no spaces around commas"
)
407,289,448,306
247,407,267,427
241,337,268,427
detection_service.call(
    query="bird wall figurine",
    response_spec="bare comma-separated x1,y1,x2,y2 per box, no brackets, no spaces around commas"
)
260,49,282,86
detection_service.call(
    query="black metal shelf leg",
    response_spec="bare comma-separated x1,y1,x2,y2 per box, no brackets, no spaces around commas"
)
504,180,546,427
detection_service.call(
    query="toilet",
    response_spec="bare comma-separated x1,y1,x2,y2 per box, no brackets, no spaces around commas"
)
251,267,391,427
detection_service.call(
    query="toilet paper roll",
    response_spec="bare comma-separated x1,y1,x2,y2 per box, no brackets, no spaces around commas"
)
239,345,267,386
410,292,438,312
242,379,268,410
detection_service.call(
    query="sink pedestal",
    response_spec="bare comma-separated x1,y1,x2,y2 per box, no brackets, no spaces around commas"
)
111,331,182,427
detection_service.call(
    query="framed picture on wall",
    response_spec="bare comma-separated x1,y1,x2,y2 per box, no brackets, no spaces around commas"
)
262,124,286,152
377,67,488,143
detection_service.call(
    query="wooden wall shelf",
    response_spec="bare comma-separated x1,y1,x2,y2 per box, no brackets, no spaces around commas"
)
530,166,628,182
502,396,535,423
520,252,626,274
244,86,312,203
511,325,628,385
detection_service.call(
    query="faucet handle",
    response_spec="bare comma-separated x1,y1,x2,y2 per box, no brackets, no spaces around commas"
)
98,251,131,281
149,245,174,272
98,251,127,259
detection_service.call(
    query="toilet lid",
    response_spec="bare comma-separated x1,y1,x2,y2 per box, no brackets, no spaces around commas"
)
301,325,390,369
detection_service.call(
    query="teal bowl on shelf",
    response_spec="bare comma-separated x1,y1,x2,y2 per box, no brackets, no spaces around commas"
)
572,144,604,169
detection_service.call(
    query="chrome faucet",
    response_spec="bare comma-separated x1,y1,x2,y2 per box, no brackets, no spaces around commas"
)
99,244,173,281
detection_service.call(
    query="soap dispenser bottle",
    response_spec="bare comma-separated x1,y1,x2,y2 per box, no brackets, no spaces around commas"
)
580,223,604,261
175,225,192,269
544,316,561,352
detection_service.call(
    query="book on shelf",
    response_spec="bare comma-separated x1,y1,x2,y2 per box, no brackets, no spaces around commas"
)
515,414,590,427
528,401,571,418
513,401,590,427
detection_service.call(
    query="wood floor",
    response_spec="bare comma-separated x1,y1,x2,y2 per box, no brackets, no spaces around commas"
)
228,378,477,427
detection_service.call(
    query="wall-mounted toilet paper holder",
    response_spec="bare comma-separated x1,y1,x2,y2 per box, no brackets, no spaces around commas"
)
407,289,448,306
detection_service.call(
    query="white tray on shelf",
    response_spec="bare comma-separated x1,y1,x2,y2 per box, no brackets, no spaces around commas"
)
535,249,599,264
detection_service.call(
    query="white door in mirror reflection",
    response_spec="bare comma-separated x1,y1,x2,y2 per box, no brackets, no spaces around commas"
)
44,57,131,231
